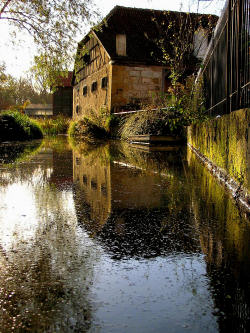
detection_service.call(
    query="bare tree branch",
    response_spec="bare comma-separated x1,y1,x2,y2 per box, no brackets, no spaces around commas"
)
0,0,12,18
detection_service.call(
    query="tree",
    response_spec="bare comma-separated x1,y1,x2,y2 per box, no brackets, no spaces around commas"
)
0,65,52,110
0,0,99,88
147,5,218,121
153,10,217,86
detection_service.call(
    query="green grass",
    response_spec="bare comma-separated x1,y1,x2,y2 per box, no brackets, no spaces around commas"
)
0,110,43,142
35,115,70,136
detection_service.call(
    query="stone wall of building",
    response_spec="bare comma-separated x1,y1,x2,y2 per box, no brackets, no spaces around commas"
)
73,63,112,120
111,65,163,112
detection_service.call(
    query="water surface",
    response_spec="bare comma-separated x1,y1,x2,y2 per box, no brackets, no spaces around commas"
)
0,137,249,332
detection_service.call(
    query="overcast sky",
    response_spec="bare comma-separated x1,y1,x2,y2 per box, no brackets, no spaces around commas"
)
0,0,226,78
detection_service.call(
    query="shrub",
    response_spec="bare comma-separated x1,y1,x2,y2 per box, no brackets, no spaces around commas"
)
68,117,108,143
120,108,186,139
0,110,43,142
105,114,123,138
119,75,208,140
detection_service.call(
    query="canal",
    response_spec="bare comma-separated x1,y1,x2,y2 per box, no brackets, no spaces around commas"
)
0,137,249,332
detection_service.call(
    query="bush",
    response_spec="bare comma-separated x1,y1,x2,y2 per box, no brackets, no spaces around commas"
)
105,114,123,138
120,108,187,140
0,110,43,142
68,117,108,142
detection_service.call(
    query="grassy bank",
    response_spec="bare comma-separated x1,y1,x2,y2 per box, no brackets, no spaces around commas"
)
35,116,70,135
0,110,43,142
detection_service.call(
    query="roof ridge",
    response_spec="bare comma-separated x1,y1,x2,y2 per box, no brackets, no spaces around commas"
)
105,5,218,18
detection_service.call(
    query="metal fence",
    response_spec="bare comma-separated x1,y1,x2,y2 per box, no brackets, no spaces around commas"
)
197,0,250,116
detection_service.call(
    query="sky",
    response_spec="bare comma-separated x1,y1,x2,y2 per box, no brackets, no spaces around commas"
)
0,0,226,78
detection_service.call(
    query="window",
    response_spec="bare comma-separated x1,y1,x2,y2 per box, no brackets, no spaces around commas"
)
91,179,97,189
76,105,79,113
101,76,108,88
193,29,208,60
83,85,88,96
83,53,90,64
83,175,87,184
116,34,126,56
91,81,97,92
101,184,107,196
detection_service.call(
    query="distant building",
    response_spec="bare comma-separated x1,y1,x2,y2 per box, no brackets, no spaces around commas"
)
53,72,73,117
72,6,217,118
25,104,53,116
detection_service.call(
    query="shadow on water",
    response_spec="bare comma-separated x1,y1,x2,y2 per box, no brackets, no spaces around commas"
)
0,137,249,332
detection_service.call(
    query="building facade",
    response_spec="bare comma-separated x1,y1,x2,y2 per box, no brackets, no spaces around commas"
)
72,6,217,119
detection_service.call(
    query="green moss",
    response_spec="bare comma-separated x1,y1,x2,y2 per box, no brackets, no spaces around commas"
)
188,109,249,191
0,110,43,142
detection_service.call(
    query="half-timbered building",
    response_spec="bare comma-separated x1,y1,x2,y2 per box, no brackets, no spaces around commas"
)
72,6,217,118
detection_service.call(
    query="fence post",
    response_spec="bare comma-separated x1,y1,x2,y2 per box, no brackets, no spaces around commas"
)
226,0,232,114
236,0,241,107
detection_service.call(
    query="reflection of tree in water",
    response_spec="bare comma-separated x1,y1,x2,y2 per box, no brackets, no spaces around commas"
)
0,214,97,331
0,140,42,165
0,147,53,188
187,149,250,333
0,138,99,332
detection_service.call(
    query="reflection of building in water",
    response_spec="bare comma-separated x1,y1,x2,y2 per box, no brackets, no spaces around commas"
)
73,144,199,258
73,143,183,222
187,148,250,333
49,149,73,190
73,145,173,231
73,146,112,234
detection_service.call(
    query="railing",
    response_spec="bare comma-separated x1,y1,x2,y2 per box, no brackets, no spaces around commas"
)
197,0,250,116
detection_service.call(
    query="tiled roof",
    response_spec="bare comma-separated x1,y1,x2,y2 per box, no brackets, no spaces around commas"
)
94,6,218,65
57,72,73,87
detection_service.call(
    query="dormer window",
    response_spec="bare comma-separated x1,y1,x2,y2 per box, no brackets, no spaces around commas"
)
116,34,126,56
